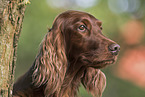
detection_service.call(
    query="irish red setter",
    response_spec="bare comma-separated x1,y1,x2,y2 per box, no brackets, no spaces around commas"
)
13,10,120,97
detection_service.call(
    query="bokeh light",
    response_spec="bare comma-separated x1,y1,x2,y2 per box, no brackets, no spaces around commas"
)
108,0,140,14
75,0,99,8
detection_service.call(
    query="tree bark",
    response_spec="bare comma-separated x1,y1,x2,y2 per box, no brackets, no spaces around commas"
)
0,0,26,96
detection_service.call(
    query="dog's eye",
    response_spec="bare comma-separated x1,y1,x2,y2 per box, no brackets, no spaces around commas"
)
78,25,87,32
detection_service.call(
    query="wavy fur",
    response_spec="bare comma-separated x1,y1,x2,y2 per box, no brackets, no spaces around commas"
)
82,68,106,97
33,28,67,96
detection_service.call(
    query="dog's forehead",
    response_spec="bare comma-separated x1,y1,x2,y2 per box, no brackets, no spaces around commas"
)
72,15,102,26
56,11,102,26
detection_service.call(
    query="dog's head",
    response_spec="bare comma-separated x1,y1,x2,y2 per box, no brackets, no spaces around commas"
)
32,10,120,97
52,10,120,68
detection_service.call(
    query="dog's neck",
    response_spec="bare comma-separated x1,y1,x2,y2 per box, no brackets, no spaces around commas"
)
60,61,86,97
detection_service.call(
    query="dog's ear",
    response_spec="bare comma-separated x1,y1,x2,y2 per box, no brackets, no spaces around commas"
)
82,68,106,97
32,19,67,96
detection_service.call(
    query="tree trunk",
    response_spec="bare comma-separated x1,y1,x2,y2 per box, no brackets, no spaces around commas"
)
0,0,26,96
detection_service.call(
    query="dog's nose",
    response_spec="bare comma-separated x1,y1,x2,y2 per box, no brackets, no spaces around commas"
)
108,44,120,55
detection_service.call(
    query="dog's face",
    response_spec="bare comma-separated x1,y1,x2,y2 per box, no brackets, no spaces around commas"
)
52,10,120,68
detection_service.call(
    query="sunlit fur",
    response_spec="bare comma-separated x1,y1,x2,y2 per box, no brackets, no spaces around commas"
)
82,68,106,97
33,29,67,96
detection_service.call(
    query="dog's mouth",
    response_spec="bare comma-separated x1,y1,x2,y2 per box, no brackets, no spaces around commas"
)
80,54,117,68
91,59,115,68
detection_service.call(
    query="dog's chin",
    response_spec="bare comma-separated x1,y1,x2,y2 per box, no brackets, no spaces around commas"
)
81,56,117,68
91,59,116,69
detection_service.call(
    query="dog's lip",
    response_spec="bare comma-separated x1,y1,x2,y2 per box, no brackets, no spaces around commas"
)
92,59,115,68
97,59,115,65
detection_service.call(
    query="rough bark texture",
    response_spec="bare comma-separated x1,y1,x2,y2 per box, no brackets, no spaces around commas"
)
0,0,26,96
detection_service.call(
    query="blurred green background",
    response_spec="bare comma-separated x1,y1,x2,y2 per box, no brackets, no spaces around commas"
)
15,0,145,97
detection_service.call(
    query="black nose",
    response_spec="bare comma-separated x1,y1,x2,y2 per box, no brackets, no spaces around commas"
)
108,44,120,55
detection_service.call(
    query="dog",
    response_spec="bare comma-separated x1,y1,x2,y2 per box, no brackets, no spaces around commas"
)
13,10,120,97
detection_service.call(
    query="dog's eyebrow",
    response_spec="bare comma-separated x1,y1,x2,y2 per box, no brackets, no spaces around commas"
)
96,21,102,27
81,19,90,24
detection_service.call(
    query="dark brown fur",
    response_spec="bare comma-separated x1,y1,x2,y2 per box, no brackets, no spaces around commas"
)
13,10,120,97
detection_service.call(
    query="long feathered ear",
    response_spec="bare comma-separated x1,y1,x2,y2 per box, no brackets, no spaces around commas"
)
82,67,106,97
32,22,67,96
